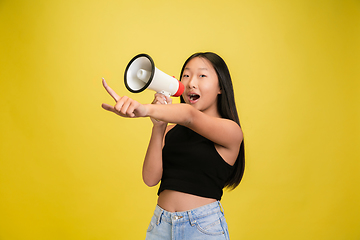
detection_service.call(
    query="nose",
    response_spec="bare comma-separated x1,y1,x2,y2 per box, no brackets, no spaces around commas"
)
187,76,197,89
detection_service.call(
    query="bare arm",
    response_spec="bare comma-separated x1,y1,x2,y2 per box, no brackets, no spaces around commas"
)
145,104,243,155
142,94,173,187
102,79,243,166
142,124,175,187
142,124,166,187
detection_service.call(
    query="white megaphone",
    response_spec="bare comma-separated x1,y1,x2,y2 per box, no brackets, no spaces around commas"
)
124,54,184,97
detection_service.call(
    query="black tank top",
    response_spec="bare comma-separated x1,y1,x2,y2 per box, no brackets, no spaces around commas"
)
157,125,234,200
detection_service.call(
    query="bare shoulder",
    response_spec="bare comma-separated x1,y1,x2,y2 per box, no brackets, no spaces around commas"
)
190,115,243,149
215,118,243,142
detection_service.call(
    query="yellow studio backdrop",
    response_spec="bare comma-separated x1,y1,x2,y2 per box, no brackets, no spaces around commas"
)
0,0,359,239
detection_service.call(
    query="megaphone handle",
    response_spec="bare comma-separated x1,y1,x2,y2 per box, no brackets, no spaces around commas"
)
158,90,171,97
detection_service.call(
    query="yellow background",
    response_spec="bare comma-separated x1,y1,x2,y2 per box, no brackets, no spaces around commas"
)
1,0,359,239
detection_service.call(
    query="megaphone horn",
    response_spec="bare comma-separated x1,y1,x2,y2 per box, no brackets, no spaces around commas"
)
124,54,184,97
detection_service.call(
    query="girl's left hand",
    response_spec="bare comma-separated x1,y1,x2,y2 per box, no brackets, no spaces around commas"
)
150,93,172,125
101,78,147,118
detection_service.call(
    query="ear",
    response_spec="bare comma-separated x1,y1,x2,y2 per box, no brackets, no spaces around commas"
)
218,86,222,95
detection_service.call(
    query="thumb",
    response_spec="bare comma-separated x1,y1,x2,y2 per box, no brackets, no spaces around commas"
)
101,103,116,113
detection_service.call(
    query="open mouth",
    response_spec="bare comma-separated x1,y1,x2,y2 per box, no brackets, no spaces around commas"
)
189,94,200,100
189,93,200,103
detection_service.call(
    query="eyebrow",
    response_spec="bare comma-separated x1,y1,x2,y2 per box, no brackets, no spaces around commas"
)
184,67,208,70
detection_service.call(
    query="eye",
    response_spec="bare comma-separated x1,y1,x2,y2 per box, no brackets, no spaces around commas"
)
183,74,189,78
199,74,207,78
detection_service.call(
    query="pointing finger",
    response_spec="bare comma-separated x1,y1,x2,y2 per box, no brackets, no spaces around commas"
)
102,78,120,102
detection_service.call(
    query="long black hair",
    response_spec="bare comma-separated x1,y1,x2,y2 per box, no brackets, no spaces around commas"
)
179,52,245,189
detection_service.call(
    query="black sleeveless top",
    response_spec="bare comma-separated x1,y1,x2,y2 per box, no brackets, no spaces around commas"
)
157,125,234,200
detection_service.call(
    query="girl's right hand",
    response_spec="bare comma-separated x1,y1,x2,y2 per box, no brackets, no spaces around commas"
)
150,93,172,125
102,78,148,118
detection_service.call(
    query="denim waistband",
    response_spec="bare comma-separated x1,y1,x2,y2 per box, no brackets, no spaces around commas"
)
153,201,224,226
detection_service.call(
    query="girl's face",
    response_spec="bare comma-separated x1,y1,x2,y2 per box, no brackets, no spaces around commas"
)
181,57,221,117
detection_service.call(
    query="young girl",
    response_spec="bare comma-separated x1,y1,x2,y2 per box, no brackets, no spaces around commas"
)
102,52,245,240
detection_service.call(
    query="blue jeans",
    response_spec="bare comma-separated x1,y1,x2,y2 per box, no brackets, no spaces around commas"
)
145,201,230,240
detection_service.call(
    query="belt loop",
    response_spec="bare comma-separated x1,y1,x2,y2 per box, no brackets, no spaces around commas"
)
218,201,224,214
157,209,164,226
187,211,196,226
